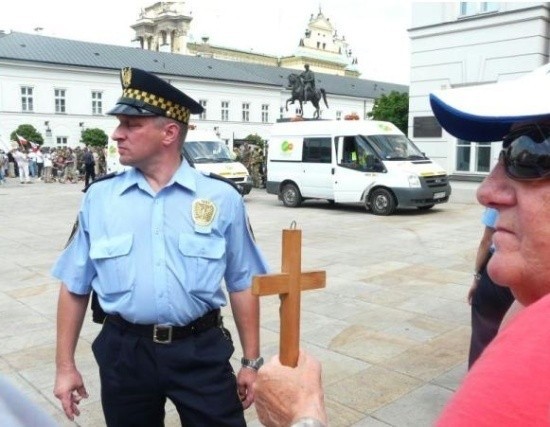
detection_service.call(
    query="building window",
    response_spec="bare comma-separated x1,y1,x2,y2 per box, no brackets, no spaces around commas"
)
412,116,442,138
199,100,207,120
261,104,269,123
56,136,68,145
336,111,342,121
92,91,103,115
221,101,229,121
460,2,498,16
242,102,250,122
55,89,66,114
21,86,34,112
280,106,284,119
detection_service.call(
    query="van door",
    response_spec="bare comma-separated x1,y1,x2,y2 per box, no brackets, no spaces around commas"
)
298,136,333,199
333,135,380,203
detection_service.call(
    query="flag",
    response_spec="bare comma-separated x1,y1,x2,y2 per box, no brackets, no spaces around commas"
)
16,134,28,146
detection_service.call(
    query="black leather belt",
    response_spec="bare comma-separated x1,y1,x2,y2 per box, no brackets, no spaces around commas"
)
105,309,222,344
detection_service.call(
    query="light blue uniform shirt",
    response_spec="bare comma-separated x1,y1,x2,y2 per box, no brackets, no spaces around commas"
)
51,162,269,325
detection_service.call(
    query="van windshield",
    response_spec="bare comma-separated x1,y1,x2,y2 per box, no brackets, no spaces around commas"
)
362,134,427,160
183,141,234,163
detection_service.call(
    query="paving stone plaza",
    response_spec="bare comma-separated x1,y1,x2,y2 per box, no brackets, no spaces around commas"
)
0,178,483,426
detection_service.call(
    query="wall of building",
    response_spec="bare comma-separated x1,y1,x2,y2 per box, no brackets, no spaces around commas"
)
409,2,550,176
0,61,369,149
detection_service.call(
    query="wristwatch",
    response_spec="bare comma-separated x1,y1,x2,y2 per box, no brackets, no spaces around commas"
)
241,356,264,371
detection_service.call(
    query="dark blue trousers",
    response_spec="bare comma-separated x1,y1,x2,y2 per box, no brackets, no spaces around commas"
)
92,321,245,427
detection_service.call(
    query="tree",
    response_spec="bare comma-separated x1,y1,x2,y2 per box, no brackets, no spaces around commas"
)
81,128,108,147
10,124,44,145
244,133,266,149
367,91,409,135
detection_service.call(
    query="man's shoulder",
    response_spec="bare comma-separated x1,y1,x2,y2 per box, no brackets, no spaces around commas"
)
201,171,243,196
82,172,120,193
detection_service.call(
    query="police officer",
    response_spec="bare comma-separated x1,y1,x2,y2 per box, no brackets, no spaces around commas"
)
52,67,269,426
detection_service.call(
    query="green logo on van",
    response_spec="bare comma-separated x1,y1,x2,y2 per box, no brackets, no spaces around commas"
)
281,140,294,152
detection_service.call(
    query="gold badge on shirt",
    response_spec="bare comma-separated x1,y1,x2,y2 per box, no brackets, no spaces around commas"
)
192,199,216,226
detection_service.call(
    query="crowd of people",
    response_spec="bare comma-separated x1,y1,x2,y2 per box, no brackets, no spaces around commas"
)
0,145,107,185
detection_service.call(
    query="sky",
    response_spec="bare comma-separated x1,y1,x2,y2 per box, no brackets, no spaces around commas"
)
0,0,412,85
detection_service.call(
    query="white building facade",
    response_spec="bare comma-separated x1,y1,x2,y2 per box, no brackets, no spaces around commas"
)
409,2,550,178
0,31,405,150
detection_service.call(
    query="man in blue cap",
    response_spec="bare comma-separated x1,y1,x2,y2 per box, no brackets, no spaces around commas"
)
52,67,269,426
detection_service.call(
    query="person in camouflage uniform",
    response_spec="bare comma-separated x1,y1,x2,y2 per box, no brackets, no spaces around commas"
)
250,146,265,188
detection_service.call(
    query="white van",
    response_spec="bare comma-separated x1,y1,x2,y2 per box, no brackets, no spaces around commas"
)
266,120,451,215
107,129,253,195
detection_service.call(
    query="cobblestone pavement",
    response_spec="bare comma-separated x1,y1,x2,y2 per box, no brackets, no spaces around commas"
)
0,177,483,426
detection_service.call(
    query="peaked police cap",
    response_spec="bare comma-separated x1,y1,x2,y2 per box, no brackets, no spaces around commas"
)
107,67,203,124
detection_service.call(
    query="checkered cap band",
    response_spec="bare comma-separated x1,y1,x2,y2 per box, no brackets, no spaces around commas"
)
122,88,191,124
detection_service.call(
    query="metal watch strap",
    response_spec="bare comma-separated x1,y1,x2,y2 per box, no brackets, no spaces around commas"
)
240,356,264,370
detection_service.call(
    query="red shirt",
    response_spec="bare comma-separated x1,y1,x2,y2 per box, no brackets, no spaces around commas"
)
437,294,550,426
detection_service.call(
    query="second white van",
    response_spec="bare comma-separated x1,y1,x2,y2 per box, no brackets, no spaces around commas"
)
266,120,451,215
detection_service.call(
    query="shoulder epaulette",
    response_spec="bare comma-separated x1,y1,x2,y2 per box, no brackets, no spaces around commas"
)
82,172,119,193
207,172,243,195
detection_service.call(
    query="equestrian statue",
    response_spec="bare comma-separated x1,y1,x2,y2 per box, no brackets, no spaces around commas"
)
285,64,329,119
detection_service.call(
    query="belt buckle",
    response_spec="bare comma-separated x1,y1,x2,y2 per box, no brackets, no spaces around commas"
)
153,325,173,344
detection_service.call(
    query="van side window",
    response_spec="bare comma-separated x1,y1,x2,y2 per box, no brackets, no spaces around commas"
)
302,137,332,163
339,136,377,172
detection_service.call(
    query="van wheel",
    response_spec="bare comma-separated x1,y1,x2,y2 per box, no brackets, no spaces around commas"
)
281,183,302,207
369,188,396,216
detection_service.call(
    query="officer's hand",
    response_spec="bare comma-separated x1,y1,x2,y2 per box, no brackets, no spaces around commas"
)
237,366,258,409
54,366,88,420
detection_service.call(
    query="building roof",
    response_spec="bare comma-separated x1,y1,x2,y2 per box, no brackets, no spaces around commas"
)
0,31,408,99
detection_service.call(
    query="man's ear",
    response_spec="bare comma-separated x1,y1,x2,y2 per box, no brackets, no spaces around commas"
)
162,121,183,146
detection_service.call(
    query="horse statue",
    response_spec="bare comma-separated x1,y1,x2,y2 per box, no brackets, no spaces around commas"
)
285,73,329,119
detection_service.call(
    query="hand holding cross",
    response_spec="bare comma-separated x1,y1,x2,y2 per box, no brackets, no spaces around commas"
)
252,222,326,367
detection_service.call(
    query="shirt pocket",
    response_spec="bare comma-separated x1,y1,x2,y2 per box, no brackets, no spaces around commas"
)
178,233,226,292
90,233,135,295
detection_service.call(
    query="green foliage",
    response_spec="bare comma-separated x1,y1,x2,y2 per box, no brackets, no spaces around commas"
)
244,133,266,149
10,124,44,145
81,128,108,147
367,91,409,135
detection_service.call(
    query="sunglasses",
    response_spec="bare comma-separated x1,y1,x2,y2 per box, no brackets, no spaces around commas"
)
500,124,550,180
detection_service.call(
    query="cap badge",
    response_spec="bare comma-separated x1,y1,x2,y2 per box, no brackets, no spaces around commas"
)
192,199,216,226
122,67,132,88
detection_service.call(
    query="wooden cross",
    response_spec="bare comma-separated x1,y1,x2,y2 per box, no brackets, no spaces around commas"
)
252,222,326,367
